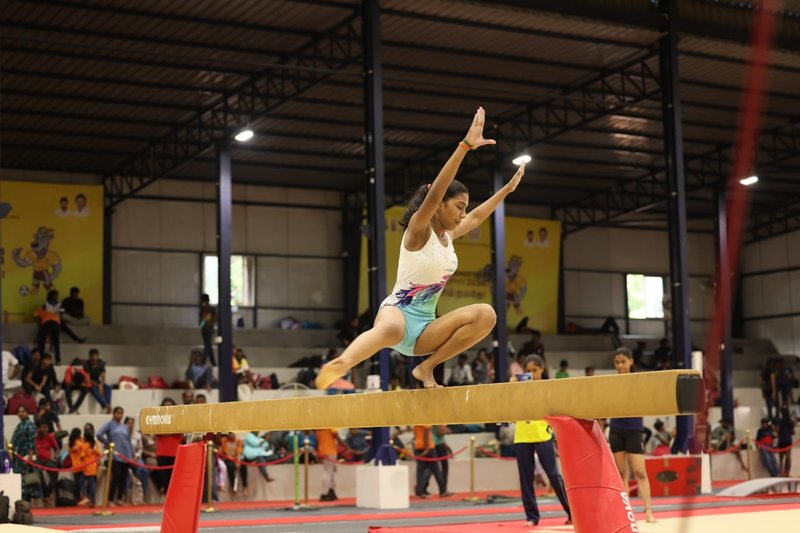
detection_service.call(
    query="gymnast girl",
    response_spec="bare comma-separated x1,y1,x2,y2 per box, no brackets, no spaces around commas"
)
316,107,524,389
609,347,656,523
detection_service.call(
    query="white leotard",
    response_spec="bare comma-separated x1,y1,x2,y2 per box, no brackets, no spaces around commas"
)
381,229,458,313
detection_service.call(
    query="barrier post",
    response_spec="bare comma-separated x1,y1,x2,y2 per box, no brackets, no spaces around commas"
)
201,440,218,513
288,434,318,512
745,430,753,480
293,432,300,508
93,443,115,516
464,436,481,502
303,437,310,505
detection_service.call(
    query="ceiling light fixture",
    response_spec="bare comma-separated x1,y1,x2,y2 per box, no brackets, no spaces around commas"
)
512,154,532,166
234,129,254,142
739,175,758,186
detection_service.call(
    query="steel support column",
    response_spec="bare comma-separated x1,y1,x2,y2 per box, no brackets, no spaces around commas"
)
216,138,235,403
491,164,509,383
342,194,362,324
714,186,735,426
659,0,693,452
363,0,393,464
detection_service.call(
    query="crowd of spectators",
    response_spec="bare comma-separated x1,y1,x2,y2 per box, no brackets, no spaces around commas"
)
4,301,797,512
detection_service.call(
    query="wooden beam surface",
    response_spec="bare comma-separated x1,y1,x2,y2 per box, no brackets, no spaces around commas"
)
139,370,704,434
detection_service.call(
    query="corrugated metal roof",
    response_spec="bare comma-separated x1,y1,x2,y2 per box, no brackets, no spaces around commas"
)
0,0,798,216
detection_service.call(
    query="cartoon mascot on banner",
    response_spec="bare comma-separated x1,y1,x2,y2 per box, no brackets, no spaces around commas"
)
12,226,62,295
506,254,527,314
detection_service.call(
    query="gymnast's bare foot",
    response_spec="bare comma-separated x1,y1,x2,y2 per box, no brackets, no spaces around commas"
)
412,365,442,389
316,360,346,389
645,508,656,523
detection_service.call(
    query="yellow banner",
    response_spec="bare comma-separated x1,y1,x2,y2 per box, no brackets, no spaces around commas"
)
359,207,561,333
1,182,103,323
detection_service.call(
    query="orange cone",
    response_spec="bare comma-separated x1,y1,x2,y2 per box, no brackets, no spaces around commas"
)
546,416,640,533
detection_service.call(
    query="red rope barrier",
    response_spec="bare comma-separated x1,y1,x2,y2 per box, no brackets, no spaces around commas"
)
217,451,298,467
13,453,102,474
703,438,748,456
319,455,366,465
394,445,468,462
476,446,516,461
114,452,174,470
755,436,800,454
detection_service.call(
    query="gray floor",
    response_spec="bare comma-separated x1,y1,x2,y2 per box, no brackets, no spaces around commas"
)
33,494,800,533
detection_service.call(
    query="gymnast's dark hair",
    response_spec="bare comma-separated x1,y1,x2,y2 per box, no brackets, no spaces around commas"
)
399,180,469,229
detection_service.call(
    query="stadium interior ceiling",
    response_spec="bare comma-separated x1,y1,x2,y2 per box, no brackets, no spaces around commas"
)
1,0,799,238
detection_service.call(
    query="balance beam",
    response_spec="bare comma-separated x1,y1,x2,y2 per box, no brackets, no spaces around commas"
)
139,370,703,434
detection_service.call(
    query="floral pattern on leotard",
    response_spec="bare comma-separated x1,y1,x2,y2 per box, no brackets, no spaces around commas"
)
392,273,453,308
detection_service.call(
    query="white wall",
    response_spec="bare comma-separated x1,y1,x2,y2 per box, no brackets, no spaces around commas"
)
563,227,716,341
741,229,800,355
110,179,344,328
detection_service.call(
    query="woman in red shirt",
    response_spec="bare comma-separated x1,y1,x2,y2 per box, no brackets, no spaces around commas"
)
154,398,182,495
34,421,59,504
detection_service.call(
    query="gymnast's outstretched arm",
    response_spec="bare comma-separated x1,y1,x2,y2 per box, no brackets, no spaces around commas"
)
405,107,495,239
452,163,525,240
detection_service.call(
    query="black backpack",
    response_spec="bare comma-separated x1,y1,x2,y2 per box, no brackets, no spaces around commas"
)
12,500,33,525
0,491,10,523
55,478,78,507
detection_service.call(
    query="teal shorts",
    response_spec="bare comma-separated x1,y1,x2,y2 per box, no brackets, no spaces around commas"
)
386,304,435,356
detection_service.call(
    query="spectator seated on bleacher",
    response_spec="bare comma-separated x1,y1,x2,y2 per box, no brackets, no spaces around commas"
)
471,348,491,384
2,349,23,394
61,286,90,326
653,339,671,368
63,358,91,414
285,430,318,460
242,431,276,483
447,353,474,386
84,349,112,414
20,348,41,393
343,429,369,462
186,349,214,389
520,329,545,359
711,418,747,471
756,417,780,477
26,353,57,404
555,359,570,379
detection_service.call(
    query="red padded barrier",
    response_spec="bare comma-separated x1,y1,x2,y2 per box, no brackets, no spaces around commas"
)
546,416,640,533
161,442,207,533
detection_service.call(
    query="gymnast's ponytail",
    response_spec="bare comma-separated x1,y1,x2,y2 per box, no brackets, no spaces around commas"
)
399,180,469,229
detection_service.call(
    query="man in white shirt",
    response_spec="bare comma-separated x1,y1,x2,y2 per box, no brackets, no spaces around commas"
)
448,353,474,386
2,350,23,391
